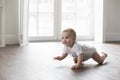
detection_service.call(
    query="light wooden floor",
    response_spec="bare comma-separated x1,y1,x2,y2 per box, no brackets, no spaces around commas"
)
0,41,120,80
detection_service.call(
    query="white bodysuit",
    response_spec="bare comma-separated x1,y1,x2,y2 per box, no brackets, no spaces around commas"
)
63,42,96,61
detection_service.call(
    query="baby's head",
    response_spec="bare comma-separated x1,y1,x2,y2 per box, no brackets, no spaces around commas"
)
61,28,76,47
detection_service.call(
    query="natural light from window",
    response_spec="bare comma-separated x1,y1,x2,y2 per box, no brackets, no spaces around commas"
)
28,0,94,41
29,0,54,37
61,0,93,36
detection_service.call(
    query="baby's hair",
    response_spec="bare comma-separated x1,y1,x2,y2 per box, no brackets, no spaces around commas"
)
62,28,76,40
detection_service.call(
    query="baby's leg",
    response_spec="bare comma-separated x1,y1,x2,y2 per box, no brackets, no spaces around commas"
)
92,52,107,64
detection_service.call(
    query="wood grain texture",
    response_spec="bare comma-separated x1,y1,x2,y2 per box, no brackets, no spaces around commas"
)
0,41,120,80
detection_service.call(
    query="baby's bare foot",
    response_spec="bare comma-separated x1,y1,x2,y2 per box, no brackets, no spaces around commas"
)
101,52,107,60
99,52,107,64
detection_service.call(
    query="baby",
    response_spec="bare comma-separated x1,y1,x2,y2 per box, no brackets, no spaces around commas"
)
53,28,107,70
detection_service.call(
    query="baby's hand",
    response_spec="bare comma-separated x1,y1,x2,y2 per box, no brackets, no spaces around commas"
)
53,56,62,60
71,64,80,70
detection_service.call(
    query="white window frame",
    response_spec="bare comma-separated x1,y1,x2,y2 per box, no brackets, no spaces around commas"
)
60,0,95,41
28,0,94,42
29,0,59,42
18,0,29,46
19,0,105,44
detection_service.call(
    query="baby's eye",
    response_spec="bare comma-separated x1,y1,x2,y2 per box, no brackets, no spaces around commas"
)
65,37,69,39
61,37,64,39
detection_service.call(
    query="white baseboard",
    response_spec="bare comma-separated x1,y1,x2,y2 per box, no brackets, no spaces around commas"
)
5,34,18,44
1,33,120,45
105,33,120,41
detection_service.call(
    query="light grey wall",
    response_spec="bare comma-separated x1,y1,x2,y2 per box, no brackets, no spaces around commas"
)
104,0,120,41
5,0,18,44
4,0,120,44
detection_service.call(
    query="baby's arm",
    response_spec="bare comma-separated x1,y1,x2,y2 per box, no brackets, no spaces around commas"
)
53,53,68,60
71,54,83,70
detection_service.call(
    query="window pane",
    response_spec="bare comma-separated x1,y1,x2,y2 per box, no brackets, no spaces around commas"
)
39,0,54,12
29,0,37,12
61,0,93,37
61,13,75,31
76,13,90,36
62,0,75,13
29,0,54,37
38,13,54,36
28,0,94,40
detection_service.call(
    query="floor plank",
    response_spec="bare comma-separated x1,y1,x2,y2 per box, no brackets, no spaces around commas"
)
0,41,120,80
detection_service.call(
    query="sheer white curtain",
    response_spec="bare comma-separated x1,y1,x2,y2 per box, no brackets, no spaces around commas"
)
18,0,29,46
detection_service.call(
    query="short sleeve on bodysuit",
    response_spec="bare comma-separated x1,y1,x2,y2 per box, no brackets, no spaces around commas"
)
72,43,83,56
63,47,68,54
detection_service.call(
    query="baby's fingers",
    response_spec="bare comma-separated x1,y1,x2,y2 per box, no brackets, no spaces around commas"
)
71,65,79,70
71,66,76,70
53,57,57,60
53,56,61,60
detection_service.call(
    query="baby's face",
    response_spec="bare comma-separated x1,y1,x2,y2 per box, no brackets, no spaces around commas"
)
61,32,75,47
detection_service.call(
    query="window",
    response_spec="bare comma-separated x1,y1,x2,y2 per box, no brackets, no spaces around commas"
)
28,0,94,41
61,0,94,40
29,0,54,37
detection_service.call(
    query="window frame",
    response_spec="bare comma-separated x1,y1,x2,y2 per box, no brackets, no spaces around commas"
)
28,0,94,42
